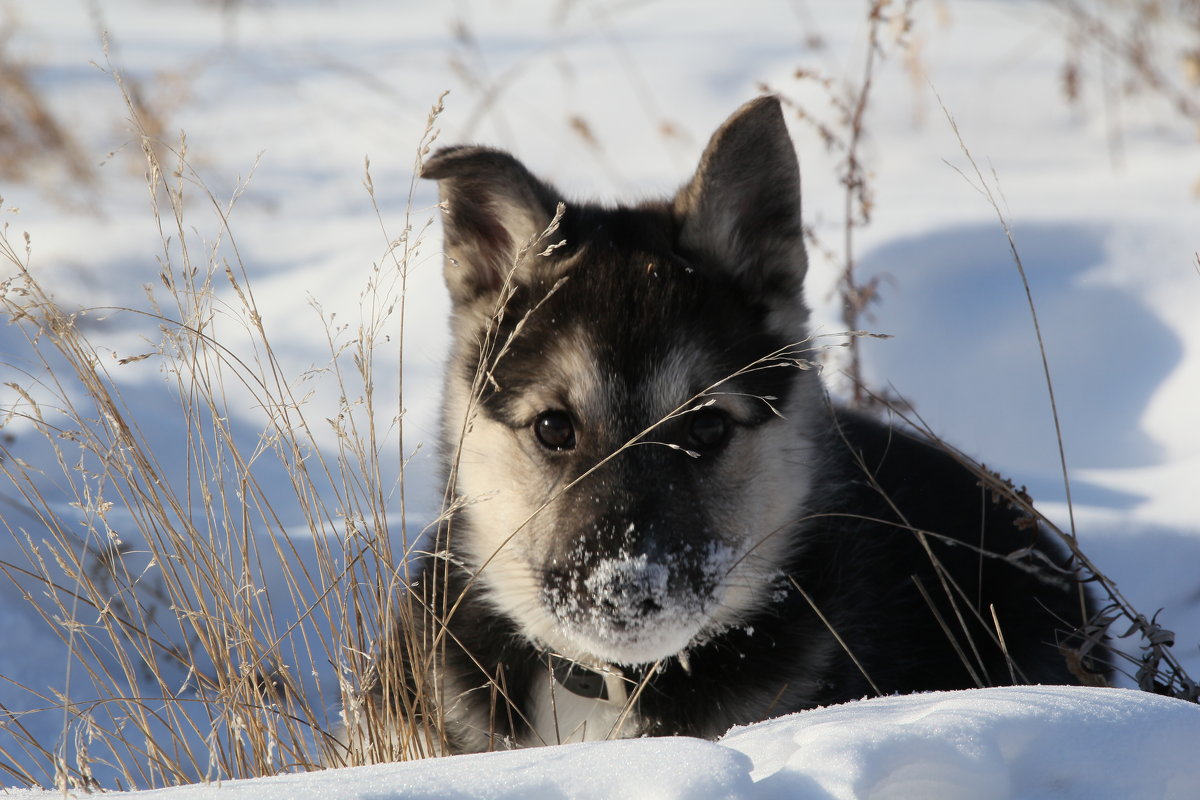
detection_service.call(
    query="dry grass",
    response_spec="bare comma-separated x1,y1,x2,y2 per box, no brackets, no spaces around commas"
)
0,24,93,192
0,63,452,788
1051,0,1200,179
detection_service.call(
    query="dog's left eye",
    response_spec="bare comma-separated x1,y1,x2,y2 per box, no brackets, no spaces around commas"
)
534,410,576,451
687,407,731,452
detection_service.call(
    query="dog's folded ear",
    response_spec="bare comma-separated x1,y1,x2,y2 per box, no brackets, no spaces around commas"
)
674,95,807,311
423,146,563,305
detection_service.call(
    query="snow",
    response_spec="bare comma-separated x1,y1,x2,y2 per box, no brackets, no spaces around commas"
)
3,687,1197,799
2,0,1199,797
722,687,1200,800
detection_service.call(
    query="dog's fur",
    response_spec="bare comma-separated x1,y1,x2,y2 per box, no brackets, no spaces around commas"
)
357,96,1105,756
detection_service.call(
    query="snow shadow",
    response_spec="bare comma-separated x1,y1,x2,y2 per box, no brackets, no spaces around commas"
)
857,222,1182,509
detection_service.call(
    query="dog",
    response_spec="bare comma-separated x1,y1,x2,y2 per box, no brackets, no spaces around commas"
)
354,95,1106,757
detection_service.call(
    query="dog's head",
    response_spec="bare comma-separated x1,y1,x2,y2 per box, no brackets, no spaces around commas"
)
425,97,823,666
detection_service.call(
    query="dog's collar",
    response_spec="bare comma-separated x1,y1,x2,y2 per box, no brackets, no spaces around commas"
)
544,653,623,702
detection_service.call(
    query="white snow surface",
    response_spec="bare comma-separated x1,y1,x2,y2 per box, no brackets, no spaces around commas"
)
4,687,1197,800
2,0,1200,797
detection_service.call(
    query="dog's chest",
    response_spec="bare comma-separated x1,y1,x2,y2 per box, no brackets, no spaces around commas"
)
523,662,638,746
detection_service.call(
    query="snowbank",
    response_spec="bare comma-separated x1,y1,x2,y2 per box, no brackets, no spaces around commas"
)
4,686,1195,800
723,686,1200,799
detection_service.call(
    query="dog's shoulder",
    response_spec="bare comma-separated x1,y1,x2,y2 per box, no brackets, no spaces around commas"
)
810,405,1063,578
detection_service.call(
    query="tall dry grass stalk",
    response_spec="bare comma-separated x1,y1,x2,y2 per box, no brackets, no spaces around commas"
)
764,0,920,410
930,91,1196,700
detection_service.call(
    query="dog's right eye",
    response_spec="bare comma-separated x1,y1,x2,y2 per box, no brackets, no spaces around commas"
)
534,410,576,451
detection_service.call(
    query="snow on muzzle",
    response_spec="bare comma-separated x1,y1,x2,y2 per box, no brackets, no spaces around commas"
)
542,541,737,665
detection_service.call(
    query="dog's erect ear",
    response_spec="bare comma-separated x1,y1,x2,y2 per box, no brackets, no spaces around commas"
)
422,146,563,305
674,96,806,306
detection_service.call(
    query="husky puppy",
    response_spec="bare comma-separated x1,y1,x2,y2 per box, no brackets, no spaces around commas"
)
363,96,1104,755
